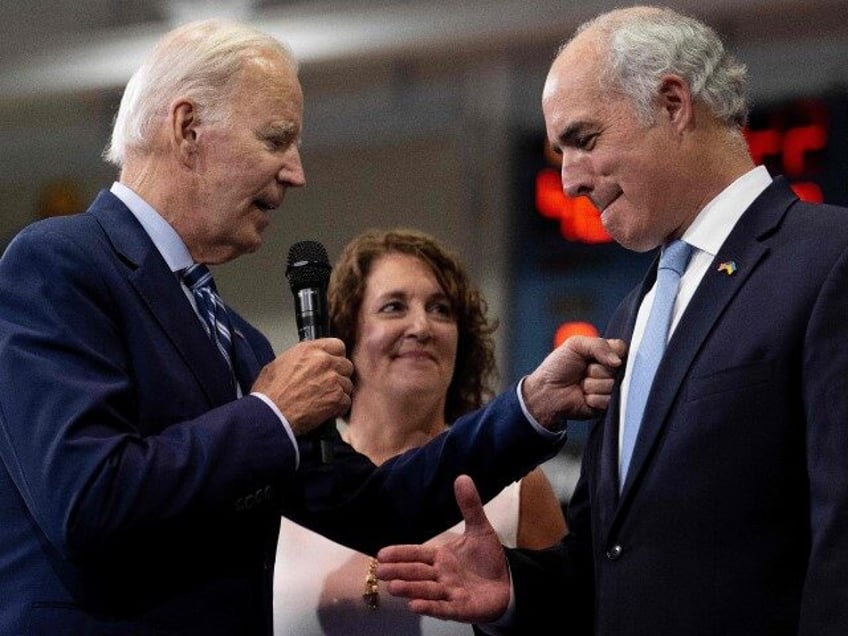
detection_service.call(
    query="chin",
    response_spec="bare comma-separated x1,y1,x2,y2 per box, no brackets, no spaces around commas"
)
604,221,655,253
618,237,654,253
394,374,443,392
241,233,264,254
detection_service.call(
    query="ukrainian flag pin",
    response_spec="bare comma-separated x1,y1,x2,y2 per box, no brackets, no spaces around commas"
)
717,261,737,276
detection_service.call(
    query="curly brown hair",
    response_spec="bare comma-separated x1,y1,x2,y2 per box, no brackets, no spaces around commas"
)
328,228,498,423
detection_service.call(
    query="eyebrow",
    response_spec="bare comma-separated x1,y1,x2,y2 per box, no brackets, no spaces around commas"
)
375,289,449,302
260,122,299,139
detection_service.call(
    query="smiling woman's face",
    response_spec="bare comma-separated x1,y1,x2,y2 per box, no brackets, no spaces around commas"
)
351,252,459,404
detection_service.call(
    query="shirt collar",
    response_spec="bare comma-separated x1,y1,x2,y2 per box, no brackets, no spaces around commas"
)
682,165,772,257
110,181,193,272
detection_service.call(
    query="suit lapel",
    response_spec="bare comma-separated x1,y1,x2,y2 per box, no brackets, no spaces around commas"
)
597,283,646,522
131,259,237,401
614,178,797,505
89,191,236,404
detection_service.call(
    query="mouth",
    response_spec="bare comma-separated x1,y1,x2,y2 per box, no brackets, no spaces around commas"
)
254,196,280,212
597,188,623,214
395,350,436,363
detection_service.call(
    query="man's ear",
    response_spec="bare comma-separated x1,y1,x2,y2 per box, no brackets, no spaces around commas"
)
657,74,693,133
171,99,200,166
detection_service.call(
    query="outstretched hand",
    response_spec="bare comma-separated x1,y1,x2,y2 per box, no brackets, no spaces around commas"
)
375,475,511,624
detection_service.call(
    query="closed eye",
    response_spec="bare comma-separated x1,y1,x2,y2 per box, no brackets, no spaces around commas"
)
259,122,299,152
575,132,599,151
264,134,296,151
556,121,601,153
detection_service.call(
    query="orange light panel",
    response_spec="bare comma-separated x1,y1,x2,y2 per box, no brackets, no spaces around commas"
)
535,168,612,244
744,128,781,165
782,125,827,176
790,181,823,203
554,321,600,348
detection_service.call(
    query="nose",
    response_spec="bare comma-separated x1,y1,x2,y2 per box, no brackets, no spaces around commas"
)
560,150,592,199
278,145,306,188
407,307,432,342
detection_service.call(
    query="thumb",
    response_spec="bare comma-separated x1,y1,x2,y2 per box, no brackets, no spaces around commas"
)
454,474,490,532
605,337,628,361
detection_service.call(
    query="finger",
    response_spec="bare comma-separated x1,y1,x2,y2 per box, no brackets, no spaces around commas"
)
592,337,624,367
585,393,612,411
376,561,436,583
338,375,354,397
606,337,628,358
386,579,447,601
377,544,436,564
585,361,616,379
559,335,622,370
334,354,354,376
582,375,616,394
453,475,488,531
315,337,346,356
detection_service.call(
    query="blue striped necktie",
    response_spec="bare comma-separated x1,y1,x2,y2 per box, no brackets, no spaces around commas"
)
182,264,235,379
620,240,693,487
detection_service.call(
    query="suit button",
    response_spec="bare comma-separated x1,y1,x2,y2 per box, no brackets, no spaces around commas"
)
606,544,623,560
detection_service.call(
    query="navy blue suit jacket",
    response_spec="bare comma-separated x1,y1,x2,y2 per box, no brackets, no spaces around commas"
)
0,190,562,635
505,177,848,636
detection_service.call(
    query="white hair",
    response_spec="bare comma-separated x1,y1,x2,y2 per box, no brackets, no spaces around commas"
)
568,6,748,129
103,19,297,166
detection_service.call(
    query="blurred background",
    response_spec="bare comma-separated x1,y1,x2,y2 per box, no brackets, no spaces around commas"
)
2,0,848,502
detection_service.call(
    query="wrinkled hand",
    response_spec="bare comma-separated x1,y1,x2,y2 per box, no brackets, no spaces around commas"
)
376,475,511,624
251,338,353,435
523,335,626,428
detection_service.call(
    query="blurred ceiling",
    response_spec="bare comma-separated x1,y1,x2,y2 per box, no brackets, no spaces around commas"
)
1,0,848,102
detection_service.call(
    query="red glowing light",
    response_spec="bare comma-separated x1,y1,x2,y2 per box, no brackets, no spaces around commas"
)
535,168,612,244
554,321,600,348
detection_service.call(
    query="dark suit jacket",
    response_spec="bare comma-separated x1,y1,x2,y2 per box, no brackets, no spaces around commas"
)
505,177,848,636
0,190,562,635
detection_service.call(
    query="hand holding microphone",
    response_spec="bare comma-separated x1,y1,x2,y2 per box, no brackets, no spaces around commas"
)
250,241,352,452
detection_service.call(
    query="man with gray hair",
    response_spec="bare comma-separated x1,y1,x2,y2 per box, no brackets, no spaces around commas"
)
0,17,624,636
377,6,848,635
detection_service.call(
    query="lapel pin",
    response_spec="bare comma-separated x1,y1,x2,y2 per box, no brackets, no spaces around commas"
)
717,260,737,276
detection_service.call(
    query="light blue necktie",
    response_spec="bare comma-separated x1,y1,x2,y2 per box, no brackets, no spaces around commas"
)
182,263,235,380
620,240,693,486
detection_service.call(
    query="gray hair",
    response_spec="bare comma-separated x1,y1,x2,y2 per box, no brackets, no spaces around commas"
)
571,6,748,129
103,19,297,166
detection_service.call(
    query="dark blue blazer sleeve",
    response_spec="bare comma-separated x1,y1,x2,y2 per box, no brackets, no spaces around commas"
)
287,386,566,555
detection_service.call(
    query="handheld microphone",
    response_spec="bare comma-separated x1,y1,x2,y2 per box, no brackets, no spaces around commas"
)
285,240,335,464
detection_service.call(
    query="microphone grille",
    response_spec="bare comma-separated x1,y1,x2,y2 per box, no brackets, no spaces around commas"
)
286,240,331,290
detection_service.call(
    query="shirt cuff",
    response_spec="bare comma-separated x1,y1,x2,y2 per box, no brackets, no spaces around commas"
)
515,377,567,439
250,391,300,469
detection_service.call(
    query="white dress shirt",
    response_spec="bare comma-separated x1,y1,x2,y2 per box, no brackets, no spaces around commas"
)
617,166,773,463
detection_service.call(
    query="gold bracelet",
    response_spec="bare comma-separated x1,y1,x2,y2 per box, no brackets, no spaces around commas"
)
363,557,379,610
